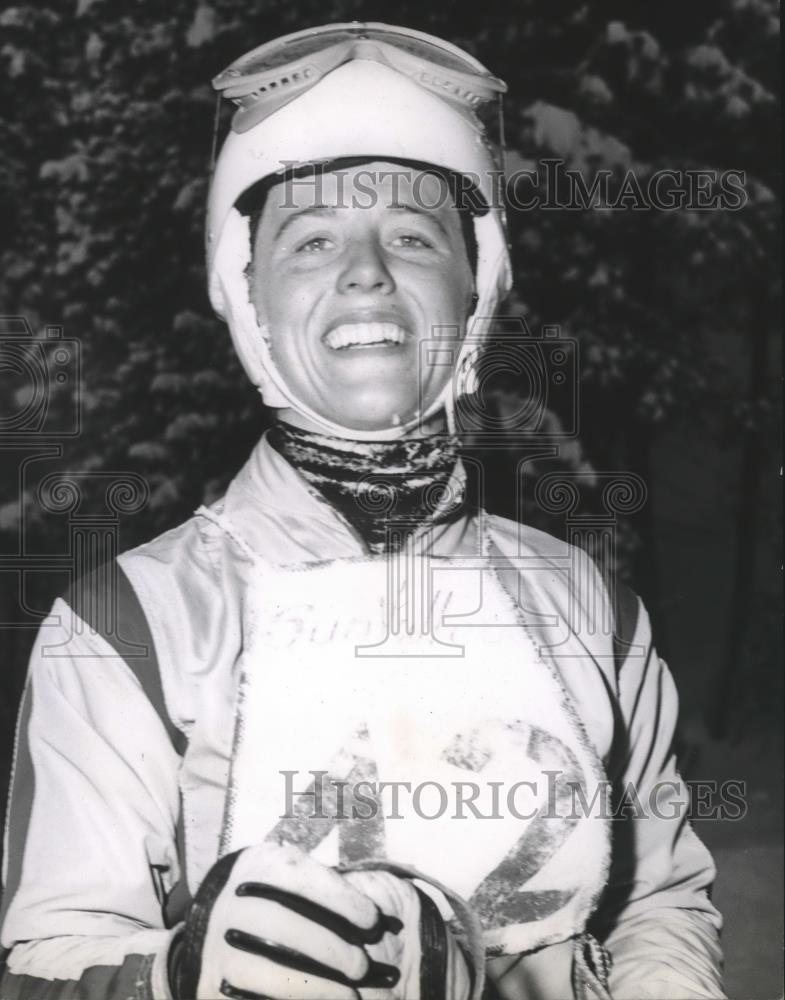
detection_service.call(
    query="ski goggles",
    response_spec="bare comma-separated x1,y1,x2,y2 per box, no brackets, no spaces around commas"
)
212,22,507,134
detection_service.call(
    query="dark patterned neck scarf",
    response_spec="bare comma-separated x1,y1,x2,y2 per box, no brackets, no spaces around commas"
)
267,423,462,554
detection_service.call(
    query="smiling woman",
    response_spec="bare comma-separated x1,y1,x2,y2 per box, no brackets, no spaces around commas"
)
0,20,726,1000
205,42,511,442
248,163,474,433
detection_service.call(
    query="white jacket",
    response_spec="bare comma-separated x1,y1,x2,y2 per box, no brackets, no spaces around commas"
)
0,435,725,999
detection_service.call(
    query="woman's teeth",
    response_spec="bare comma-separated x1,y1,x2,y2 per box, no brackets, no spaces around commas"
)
324,322,407,349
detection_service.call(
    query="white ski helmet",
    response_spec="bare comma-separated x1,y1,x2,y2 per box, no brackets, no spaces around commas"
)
206,23,512,439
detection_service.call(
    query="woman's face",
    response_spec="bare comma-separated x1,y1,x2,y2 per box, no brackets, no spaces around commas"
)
249,161,474,433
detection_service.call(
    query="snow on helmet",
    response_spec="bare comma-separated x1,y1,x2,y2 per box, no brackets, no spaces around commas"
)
206,26,512,439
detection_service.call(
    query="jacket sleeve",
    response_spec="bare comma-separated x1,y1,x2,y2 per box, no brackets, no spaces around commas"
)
595,595,726,999
0,599,182,1000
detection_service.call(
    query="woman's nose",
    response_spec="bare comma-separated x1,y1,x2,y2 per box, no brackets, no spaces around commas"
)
337,237,395,295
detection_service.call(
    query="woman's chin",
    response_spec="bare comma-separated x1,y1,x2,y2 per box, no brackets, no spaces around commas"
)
274,397,447,437
333,401,447,435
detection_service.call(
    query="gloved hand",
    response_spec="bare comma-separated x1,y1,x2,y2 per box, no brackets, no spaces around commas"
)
343,867,482,1000
168,843,403,999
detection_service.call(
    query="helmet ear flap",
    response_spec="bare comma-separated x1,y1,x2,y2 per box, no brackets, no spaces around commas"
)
212,209,291,411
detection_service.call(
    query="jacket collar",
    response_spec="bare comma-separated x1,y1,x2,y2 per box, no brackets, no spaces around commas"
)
221,432,478,563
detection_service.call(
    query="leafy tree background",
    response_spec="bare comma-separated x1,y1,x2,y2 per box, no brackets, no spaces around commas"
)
0,2,781,984
1,0,780,731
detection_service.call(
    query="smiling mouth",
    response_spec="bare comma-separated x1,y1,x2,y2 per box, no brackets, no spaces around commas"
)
323,322,408,350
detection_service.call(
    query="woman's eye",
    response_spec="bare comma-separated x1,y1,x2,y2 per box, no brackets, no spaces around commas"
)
393,234,433,248
296,236,333,253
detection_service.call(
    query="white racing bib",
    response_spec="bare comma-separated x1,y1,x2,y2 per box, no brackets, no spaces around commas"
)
221,552,610,954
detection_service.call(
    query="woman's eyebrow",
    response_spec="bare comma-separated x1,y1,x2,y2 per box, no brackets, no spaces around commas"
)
387,202,449,238
274,206,337,241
